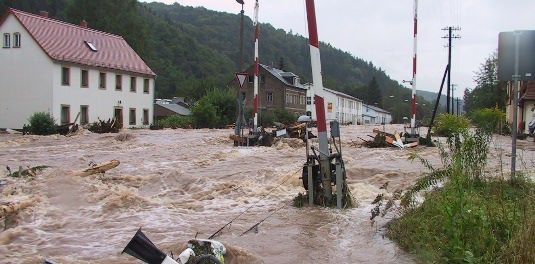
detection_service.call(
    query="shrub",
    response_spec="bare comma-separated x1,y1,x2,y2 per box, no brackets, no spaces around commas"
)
388,131,535,263
471,107,506,133
273,108,297,125
27,112,57,135
192,88,236,128
156,115,193,129
192,99,218,128
433,113,470,137
259,109,274,127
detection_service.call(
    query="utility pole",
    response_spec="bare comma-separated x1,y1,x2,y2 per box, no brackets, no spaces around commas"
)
456,97,460,116
442,26,460,114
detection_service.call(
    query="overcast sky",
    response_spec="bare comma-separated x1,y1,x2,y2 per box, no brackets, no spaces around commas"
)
140,0,535,98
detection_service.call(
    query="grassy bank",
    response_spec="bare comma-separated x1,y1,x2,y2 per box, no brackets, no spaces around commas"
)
387,131,535,263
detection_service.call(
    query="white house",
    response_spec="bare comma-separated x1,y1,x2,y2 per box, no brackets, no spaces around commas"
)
362,104,392,124
306,86,363,125
0,9,156,129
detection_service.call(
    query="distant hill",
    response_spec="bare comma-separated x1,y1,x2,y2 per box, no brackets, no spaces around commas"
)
1,0,440,121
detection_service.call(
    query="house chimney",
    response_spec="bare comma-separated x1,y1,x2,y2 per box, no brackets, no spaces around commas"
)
39,11,49,18
80,20,88,28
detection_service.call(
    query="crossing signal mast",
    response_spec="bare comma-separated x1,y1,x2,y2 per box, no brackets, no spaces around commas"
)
252,0,260,130
410,0,418,136
300,0,350,208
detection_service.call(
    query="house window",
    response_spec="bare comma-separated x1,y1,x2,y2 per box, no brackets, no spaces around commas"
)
3,33,10,48
130,76,136,92
13,32,20,48
80,105,89,125
143,109,149,125
306,96,312,105
81,69,88,87
61,105,70,125
61,67,70,85
129,108,136,125
260,75,266,84
143,78,149,94
267,92,273,103
115,74,122,90
99,72,106,89
248,75,254,83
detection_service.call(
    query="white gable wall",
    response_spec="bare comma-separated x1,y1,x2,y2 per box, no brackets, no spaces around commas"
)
0,14,154,129
0,14,53,129
51,64,154,127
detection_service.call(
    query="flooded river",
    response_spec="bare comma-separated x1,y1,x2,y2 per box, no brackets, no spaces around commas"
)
0,124,528,263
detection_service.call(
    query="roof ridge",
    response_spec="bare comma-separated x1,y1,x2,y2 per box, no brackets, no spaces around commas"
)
9,8,124,39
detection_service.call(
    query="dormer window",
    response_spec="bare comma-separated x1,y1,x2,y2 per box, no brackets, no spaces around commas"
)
84,41,97,52
3,33,10,48
13,32,20,48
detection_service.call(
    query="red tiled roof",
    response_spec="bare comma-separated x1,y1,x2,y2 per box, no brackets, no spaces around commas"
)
524,81,535,101
4,8,155,76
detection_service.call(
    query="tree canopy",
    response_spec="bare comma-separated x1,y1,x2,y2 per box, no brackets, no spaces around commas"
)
463,53,507,115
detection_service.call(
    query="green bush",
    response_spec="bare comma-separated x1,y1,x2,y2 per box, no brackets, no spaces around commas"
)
192,88,236,128
259,109,274,127
388,131,535,263
156,115,193,129
27,112,57,135
433,113,470,137
273,108,297,125
471,107,506,133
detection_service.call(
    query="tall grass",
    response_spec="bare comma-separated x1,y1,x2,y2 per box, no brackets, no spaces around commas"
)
388,130,535,263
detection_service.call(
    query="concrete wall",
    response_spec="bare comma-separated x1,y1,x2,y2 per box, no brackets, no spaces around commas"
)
0,14,53,129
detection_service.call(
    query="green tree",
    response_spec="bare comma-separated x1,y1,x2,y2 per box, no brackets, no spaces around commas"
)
464,53,507,115
65,0,149,56
366,77,383,106
191,88,236,128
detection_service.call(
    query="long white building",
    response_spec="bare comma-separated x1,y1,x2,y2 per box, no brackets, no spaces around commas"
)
306,86,364,125
0,9,155,129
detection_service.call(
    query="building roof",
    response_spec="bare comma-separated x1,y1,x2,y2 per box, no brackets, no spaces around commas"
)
323,87,362,102
364,104,391,114
522,81,535,101
2,8,155,76
155,102,191,116
259,64,306,90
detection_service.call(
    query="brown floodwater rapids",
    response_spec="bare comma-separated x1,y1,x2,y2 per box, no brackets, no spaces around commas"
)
0,124,532,263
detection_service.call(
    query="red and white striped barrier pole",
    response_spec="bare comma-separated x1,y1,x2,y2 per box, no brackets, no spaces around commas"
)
305,0,332,201
411,0,418,135
253,0,260,130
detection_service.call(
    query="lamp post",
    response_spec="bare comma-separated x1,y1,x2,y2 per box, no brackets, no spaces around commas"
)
234,0,246,141
236,0,245,70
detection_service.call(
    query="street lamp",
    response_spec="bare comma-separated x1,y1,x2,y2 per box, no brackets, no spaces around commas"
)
236,0,245,70
234,0,246,141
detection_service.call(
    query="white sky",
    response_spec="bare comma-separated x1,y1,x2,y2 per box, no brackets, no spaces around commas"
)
140,0,535,97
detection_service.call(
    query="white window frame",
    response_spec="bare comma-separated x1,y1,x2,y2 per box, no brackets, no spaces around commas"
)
3,33,10,48
13,32,20,48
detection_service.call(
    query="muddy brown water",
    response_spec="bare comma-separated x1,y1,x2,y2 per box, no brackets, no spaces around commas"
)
1,124,528,263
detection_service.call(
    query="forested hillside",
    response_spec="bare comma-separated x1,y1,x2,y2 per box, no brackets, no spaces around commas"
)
0,0,436,122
